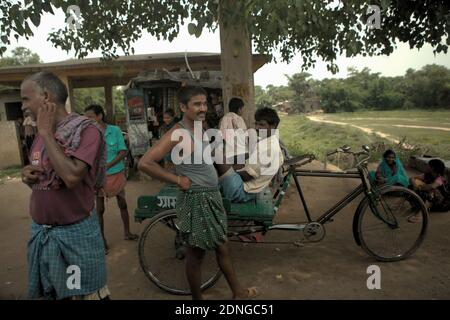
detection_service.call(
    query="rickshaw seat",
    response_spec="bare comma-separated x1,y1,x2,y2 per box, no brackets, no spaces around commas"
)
226,187,275,224
135,184,275,225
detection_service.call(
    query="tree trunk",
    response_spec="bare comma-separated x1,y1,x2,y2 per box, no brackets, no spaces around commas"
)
219,1,255,127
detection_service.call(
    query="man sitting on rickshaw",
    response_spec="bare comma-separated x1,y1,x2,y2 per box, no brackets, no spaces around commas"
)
215,107,284,203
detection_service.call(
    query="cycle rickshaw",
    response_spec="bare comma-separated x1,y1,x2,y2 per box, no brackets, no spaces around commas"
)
134,145,428,295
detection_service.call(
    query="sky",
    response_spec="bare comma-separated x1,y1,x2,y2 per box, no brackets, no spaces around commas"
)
4,9,450,88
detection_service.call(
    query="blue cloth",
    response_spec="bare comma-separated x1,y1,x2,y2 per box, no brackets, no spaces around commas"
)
27,211,107,300
105,125,127,175
220,171,257,203
369,157,409,188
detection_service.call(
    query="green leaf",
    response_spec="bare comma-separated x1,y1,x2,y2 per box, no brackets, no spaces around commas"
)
30,12,41,27
41,1,54,14
194,25,202,38
187,23,196,35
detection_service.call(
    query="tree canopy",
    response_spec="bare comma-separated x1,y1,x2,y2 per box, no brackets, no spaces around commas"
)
258,64,450,113
0,46,41,67
1,1,449,72
0,46,42,90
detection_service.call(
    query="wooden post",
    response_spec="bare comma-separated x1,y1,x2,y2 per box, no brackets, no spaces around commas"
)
219,1,255,127
104,82,114,124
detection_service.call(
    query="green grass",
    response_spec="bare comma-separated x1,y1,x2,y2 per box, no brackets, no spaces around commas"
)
314,110,450,159
278,111,449,168
0,166,22,181
322,110,450,127
279,115,380,163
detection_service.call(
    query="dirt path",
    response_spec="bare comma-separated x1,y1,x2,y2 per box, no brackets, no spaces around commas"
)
1,164,450,300
307,116,420,149
307,116,401,143
321,117,450,126
392,124,450,132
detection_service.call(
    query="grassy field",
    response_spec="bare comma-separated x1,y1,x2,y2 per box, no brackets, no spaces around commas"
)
319,110,450,128
278,110,450,166
0,166,22,183
316,110,450,158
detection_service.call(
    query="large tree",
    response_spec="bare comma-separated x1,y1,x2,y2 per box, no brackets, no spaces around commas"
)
1,0,449,120
1,1,448,64
287,72,317,112
0,46,41,67
0,46,42,90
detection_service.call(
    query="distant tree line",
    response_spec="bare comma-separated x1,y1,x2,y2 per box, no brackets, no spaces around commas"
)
0,47,41,67
256,64,450,113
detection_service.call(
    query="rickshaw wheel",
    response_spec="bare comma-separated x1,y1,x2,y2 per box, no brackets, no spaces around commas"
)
138,209,222,295
355,186,428,262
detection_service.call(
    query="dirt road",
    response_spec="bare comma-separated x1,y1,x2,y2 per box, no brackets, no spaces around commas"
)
1,162,450,299
307,116,415,149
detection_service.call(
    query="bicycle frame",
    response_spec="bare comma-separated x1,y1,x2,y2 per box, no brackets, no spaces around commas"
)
273,164,373,225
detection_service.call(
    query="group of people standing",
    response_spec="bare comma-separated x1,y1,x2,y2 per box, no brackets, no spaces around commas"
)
19,70,447,301
20,71,282,300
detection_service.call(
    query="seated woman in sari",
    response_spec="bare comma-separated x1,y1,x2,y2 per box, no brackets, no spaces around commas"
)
369,150,409,187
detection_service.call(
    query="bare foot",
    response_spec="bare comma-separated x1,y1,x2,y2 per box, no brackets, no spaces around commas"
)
124,233,139,241
233,287,259,300
407,214,423,223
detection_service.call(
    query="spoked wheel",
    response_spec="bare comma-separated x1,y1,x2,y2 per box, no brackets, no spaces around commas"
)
356,186,428,262
138,209,222,295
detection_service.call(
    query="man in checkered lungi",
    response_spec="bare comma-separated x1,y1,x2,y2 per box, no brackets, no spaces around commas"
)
21,71,109,300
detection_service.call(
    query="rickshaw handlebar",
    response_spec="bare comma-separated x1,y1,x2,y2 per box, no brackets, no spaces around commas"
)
327,146,371,168
284,154,316,168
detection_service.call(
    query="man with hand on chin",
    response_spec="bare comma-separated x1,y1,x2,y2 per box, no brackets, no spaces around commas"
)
21,71,109,300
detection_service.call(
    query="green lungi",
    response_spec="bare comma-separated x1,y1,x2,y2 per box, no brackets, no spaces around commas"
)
176,186,228,250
